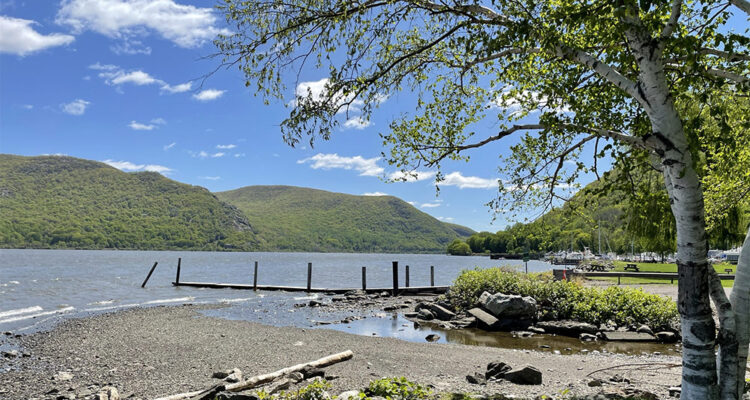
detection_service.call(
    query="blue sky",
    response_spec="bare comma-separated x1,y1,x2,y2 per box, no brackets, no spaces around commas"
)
2,1,744,233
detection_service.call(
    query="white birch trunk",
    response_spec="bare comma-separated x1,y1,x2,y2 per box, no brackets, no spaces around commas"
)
626,38,719,397
731,228,750,396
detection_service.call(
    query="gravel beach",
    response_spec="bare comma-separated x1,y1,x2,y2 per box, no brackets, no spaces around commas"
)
0,304,682,400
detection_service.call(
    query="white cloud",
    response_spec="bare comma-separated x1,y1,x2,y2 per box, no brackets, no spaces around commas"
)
442,172,497,189
234,153,246,158
161,82,191,93
151,117,166,125
437,216,455,222
163,142,176,150
89,63,190,94
128,120,155,130
193,89,225,101
193,151,225,158
112,70,158,86
110,39,150,55
293,78,364,113
60,99,90,115
363,192,388,196
0,15,74,56
420,202,441,208
103,159,172,174
297,153,383,177
21,104,33,110
56,0,230,48
388,170,436,182
199,176,221,180
343,116,371,130
216,144,236,149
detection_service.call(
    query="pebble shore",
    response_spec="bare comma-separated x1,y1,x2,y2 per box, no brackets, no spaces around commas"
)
0,303,683,400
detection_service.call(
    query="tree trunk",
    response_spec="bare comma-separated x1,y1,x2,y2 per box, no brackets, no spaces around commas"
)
730,228,750,396
663,157,718,400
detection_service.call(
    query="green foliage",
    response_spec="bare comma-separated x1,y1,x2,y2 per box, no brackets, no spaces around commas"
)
450,168,747,256
365,377,432,400
217,185,474,253
0,156,474,253
278,379,331,400
447,239,471,256
447,268,678,329
0,155,258,251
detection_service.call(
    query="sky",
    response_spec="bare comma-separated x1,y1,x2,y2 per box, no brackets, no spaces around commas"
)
1,1,745,233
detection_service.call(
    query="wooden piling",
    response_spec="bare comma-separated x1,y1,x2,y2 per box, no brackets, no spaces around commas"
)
392,261,399,296
307,262,312,292
361,266,367,291
430,266,435,287
141,262,158,288
175,258,181,284
253,261,258,290
405,265,410,287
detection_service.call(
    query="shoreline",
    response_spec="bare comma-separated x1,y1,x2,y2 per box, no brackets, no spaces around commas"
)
0,303,682,400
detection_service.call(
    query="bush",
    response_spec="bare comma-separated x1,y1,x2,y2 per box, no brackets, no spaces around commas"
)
447,268,678,330
366,377,432,400
447,239,472,256
276,379,331,400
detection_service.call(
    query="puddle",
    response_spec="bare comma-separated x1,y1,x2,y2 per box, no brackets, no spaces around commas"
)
322,314,679,356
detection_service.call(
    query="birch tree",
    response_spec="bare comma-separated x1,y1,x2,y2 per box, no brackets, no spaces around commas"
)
214,1,750,398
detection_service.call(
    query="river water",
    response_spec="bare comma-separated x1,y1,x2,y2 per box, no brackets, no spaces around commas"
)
0,249,545,333
0,249,676,356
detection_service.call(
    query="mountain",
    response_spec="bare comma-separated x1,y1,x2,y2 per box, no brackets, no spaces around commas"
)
0,155,257,251
0,155,474,253
216,185,474,253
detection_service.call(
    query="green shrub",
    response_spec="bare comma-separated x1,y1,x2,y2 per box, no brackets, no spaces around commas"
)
447,268,678,329
366,377,432,400
277,379,331,400
447,239,472,255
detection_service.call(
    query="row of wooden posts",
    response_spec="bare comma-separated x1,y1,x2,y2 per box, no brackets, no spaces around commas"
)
143,257,438,295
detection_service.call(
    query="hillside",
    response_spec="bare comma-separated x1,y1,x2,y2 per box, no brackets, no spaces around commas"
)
216,185,474,253
0,155,258,251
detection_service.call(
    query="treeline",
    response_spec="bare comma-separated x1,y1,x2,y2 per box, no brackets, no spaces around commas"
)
448,173,749,256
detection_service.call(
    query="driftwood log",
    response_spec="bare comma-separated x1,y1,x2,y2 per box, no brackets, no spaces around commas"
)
154,350,354,400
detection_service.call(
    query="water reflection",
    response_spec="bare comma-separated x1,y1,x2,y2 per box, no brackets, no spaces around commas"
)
323,314,679,356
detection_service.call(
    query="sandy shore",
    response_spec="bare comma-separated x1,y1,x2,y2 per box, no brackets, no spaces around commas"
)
0,304,683,400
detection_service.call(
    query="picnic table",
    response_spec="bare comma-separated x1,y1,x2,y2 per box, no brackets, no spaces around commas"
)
624,263,640,272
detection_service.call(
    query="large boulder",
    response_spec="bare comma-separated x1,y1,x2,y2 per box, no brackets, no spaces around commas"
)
478,292,537,319
427,304,456,321
503,365,542,385
535,320,597,337
485,361,512,380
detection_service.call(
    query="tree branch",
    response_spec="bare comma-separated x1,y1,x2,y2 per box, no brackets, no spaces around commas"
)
416,1,510,23
555,47,644,105
705,68,749,83
425,124,545,166
660,0,683,40
730,0,750,14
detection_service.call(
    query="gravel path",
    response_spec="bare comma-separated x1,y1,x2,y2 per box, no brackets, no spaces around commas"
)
0,304,682,400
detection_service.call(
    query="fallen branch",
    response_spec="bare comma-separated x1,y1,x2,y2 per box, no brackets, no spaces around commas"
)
154,350,354,400
226,350,354,392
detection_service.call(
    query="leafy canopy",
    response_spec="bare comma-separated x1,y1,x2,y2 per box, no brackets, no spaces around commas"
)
215,0,749,221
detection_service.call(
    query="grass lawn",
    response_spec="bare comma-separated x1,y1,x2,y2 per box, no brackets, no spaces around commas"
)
586,261,736,287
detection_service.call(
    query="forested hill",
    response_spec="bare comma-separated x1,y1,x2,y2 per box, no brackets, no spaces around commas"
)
0,155,258,250
216,185,474,253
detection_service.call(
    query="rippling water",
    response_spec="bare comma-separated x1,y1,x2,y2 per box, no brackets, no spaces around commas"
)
0,249,548,333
